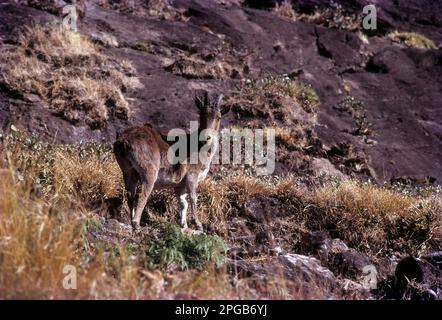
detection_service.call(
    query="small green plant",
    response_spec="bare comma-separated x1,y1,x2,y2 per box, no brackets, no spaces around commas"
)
145,223,226,271
293,83,320,113
334,96,371,136
85,217,102,230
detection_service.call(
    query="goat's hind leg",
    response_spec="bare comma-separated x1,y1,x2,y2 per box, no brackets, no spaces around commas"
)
131,169,157,230
124,169,139,227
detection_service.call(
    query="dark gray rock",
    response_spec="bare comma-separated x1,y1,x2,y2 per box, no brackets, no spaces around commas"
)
244,195,289,222
230,252,341,298
329,251,373,280
299,231,349,258
279,253,337,289
394,253,442,300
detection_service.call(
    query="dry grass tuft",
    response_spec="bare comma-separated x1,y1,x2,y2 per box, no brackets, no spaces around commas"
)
387,31,437,49
272,1,362,32
0,168,81,298
308,180,442,255
223,74,321,174
229,75,320,125
270,126,309,150
52,149,122,203
272,1,297,21
0,166,145,299
163,54,242,80
4,133,123,205
198,171,441,257
0,24,141,128
95,0,183,21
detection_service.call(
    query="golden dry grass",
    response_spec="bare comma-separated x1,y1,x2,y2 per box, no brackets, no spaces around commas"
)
0,166,143,299
0,24,141,128
95,0,183,21
308,180,442,255
163,54,240,79
52,150,122,203
271,1,362,32
0,172,76,298
0,161,325,299
197,170,441,257
272,1,297,21
1,133,441,299
268,126,309,150
387,31,438,49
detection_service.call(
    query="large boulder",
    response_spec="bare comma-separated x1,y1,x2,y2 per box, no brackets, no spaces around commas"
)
279,253,338,289
230,253,341,298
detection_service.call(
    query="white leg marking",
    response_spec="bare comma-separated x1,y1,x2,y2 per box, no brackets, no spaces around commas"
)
131,208,136,220
179,193,188,228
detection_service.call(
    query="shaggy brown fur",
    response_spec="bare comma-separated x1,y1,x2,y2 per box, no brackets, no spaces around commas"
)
114,91,225,231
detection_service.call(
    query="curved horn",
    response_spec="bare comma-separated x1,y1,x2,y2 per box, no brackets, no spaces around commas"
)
217,94,224,107
195,90,209,111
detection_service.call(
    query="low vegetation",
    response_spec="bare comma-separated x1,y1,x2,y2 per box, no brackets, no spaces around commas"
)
4,132,122,203
94,0,184,21
0,24,140,128
272,1,362,32
163,53,243,80
229,75,320,124
1,131,440,298
387,31,437,49
2,0,440,301
143,223,226,271
334,95,371,136
272,1,297,21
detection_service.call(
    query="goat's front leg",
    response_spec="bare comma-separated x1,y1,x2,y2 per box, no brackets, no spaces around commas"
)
176,186,189,229
187,177,203,232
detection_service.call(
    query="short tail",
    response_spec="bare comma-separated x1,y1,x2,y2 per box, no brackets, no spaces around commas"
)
113,138,130,159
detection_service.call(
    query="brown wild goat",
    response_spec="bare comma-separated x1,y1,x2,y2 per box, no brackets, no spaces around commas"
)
114,91,225,232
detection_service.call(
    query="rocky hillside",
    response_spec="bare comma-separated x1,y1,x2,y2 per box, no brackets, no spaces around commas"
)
0,0,441,300
1,0,441,183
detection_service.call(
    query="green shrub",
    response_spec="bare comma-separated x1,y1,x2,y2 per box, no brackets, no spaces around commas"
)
145,223,226,271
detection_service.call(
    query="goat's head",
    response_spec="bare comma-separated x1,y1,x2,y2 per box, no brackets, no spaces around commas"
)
195,90,229,154
195,90,228,132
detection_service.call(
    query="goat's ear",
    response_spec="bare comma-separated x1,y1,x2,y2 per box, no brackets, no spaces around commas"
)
195,90,208,111
220,103,231,115
216,95,230,115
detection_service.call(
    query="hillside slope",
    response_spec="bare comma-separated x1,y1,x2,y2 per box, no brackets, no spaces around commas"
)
1,0,441,183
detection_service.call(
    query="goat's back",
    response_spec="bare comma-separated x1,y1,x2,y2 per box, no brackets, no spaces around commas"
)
114,124,169,169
